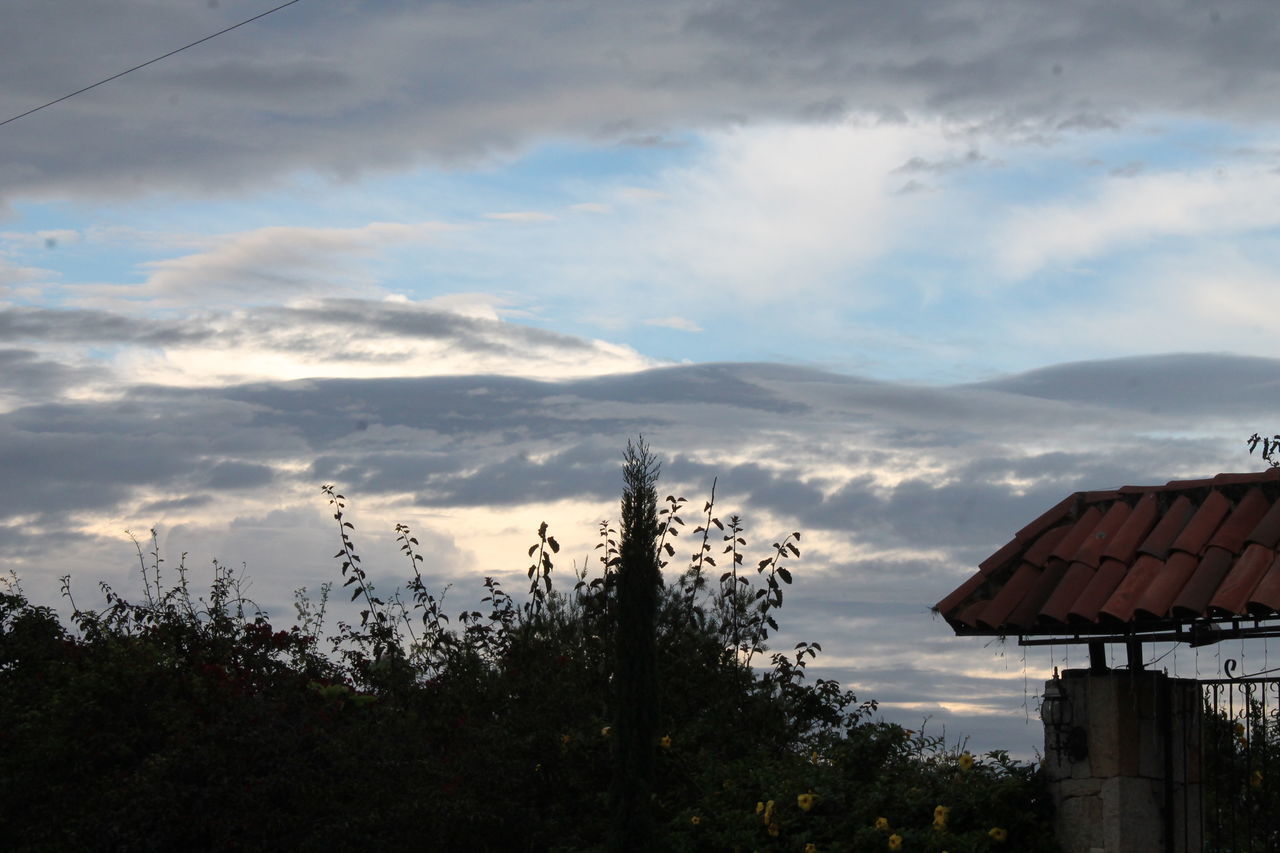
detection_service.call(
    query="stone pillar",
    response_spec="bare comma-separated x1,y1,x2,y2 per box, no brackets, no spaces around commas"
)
1041,669,1202,853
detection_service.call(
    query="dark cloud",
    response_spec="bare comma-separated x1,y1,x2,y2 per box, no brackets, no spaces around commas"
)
0,348,105,399
970,353,1280,417
1,351,1271,757
5,1,1280,204
0,307,213,346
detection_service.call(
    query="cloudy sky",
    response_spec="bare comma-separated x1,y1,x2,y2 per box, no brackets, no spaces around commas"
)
5,0,1280,756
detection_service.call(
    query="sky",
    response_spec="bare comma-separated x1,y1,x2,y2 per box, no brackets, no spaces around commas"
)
5,0,1280,757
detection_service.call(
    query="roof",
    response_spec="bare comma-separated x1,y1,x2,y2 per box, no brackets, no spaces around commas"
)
934,469,1280,637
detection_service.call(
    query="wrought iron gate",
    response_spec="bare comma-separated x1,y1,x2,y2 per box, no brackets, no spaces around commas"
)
1201,670,1280,852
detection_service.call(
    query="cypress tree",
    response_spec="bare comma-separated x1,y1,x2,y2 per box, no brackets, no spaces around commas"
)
609,438,661,852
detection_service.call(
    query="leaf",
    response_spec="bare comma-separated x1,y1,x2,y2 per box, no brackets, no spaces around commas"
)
663,543,675,556
777,567,793,584
793,532,801,540
719,572,732,583
548,536,560,553
333,550,345,559
351,588,362,601
766,615,778,630
528,544,538,557
712,518,723,530
758,558,772,569
787,543,800,557
343,522,355,529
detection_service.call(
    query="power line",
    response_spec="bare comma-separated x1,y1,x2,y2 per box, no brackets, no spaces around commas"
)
0,0,304,129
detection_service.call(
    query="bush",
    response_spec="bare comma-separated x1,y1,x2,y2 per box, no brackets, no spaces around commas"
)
0,456,1055,851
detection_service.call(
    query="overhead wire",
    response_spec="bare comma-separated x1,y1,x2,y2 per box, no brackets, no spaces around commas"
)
0,0,304,129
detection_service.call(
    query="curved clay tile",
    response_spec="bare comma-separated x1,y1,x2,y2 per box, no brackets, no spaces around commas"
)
1068,557,1129,623
955,599,989,629
1208,542,1276,617
1169,491,1233,555
1022,524,1071,567
1136,495,1196,559
1072,501,1132,569
977,562,1041,630
1100,492,1159,564
1245,499,1280,549
1039,561,1096,625
1005,559,1071,631
1207,487,1273,554
1048,505,1105,563
1170,546,1235,619
1098,553,1165,623
1246,552,1280,616
933,570,985,617
1132,551,1199,619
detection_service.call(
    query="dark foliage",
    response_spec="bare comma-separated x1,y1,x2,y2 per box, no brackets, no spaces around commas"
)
0,450,1055,851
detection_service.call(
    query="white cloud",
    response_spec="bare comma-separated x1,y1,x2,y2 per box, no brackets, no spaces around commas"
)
70,221,462,307
993,165,1280,280
643,315,702,332
485,211,558,222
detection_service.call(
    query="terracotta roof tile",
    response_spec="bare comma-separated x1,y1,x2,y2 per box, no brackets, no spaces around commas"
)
935,470,1280,636
1101,492,1159,564
1136,495,1196,559
1170,546,1234,619
1098,553,1165,623
1068,557,1129,623
976,562,1040,630
1039,561,1097,625
1048,506,1105,562
1247,553,1280,616
1207,487,1272,552
1209,542,1275,617
1245,499,1280,549
1132,552,1199,620
1004,559,1070,631
1169,491,1232,555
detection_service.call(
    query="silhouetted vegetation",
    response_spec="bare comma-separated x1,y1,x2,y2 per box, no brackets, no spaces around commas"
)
0,446,1054,851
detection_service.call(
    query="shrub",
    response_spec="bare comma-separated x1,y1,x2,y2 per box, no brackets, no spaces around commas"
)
0,449,1055,851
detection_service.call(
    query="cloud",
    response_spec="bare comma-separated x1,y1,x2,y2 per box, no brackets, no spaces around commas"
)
71,221,460,306
484,211,557,223
643,316,702,332
0,349,1270,757
992,166,1280,280
10,1,1280,205
0,297,656,390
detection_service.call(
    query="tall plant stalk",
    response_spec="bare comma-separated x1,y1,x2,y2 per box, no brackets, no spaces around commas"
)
609,438,661,852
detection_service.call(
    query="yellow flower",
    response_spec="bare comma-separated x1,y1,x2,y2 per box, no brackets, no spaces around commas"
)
874,817,890,831
933,804,950,831
755,801,765,815
1252,770,1264,788
600,726,612,737
691,816,701,826
797,792,817,812
804,844,817,853
989,827,1008,843
767,822,780,837
561,734,571,745
888,834,903,851
763,800,775,824
1235,722,1246,737
659,734,672,748
958,752,975,772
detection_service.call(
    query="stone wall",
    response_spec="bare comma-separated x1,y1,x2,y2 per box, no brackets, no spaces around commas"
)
1041,669,1202,853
